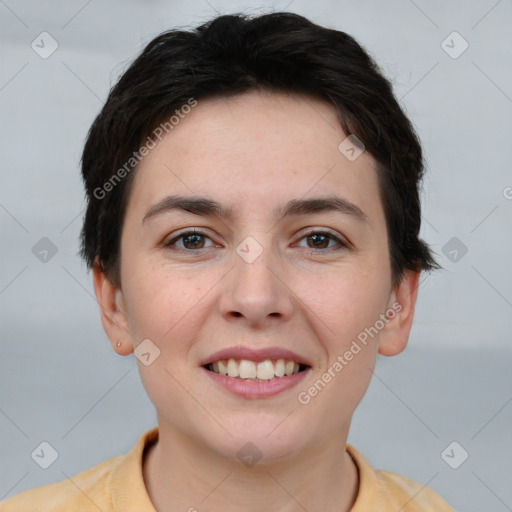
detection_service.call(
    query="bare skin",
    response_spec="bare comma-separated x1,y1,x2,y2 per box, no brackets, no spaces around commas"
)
93,90,419,512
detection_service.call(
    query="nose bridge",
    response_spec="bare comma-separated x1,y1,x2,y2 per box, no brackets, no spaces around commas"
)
220,232,293,324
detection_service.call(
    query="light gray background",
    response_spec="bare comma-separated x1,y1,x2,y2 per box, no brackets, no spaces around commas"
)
1,1,511,510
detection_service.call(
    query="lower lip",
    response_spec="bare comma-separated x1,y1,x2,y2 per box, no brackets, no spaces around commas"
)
201,367,311,399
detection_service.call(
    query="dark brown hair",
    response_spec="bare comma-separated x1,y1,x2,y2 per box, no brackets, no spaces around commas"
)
80,11,439,287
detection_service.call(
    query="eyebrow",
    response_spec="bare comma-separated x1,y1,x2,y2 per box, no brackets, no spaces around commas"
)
142,195,369,224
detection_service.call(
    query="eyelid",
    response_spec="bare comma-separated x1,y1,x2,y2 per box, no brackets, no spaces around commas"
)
162,228,218,249
295,228,351,250
162,227,351,252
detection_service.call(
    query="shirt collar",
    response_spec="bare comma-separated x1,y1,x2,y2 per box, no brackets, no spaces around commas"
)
110,426,159,511
346,444,381,510
109,427,377,510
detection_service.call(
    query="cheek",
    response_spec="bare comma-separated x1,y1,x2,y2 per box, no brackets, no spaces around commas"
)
317,266,390,412
121,264,210,415
297,272,386,421
302,261,391,350
121,256,218,345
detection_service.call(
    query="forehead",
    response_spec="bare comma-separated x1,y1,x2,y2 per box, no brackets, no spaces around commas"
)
125,90,383,224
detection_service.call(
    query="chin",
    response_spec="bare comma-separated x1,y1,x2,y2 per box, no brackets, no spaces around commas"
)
203,417,311,465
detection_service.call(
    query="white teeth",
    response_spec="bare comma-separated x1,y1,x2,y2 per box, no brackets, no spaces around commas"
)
239,360,257,379
256,360,275,380
218,360,228,376
227,358,238,378
208,358,304,380
275,359,285,377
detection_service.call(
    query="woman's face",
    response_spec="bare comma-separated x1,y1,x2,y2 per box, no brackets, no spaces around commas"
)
96,90,418,462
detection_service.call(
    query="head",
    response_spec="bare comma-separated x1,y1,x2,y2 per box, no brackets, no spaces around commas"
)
81,12,438,462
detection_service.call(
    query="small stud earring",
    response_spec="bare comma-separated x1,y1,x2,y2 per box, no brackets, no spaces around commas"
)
116,340,121,347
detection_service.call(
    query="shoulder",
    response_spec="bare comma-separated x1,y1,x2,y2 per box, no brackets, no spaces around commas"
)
0,454,122,512
374,468,455,511
0,427,158,512
347,445,456,511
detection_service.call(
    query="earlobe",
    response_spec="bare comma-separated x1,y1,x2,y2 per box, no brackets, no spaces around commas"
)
377,270,421,357
92,260,133,355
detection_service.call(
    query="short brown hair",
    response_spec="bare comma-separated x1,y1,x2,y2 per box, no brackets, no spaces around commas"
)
80,11,439,287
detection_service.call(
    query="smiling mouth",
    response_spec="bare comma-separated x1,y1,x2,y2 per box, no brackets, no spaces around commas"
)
204,359,310,381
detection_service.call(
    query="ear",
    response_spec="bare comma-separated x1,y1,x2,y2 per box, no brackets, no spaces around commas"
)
92,260,133,355
378,270,421,357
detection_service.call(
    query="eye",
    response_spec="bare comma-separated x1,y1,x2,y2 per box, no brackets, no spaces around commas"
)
296,230,349,252
163,229,217,251
162,229,349,253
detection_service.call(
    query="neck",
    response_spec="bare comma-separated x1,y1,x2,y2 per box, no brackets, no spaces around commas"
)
143,419,359,512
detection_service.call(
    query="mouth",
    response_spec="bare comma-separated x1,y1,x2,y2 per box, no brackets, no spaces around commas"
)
203,359,311,381
199,346,312,398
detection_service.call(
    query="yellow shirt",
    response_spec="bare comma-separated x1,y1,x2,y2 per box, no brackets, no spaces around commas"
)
1,427,455,511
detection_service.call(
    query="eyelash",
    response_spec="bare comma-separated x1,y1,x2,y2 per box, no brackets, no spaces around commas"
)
163,229,350,254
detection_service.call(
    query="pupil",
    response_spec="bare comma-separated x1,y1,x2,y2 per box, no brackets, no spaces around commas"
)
184,234,204,249
309,234,328,249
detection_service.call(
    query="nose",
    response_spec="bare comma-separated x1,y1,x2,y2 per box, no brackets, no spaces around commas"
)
218,239,295,328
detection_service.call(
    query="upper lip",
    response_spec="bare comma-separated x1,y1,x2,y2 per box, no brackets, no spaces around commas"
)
200,346,312,367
